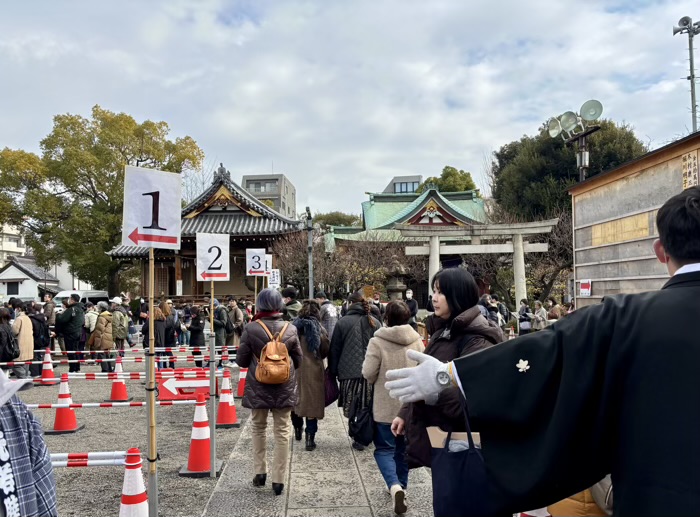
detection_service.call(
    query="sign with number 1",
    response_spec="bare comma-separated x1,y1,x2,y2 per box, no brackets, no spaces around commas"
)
197,234,230,281
121,166,181,249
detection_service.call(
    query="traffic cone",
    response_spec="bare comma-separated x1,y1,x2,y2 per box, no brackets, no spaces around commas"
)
106,356,132,402
236,368,247,398
179,393,223,477
509,328,516,340
45,373,84,434
119,448,148,517
216,370,239,428
40,348,59,386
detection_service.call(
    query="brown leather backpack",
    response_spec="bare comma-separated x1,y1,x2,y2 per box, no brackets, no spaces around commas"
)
254,321,291,384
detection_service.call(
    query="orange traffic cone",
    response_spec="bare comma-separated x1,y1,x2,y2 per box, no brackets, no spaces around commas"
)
119,448,148,517
179,393,223,477
509,328,516,340
45,373,84,434
236,368,247,398
106,356,132,402
40,348,59,386
216,370,239,428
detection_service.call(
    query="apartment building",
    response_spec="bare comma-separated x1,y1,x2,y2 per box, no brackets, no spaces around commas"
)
241,174,297,219
0,225,26,264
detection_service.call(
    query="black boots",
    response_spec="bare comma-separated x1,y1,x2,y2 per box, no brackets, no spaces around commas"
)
272,483,284,496
294,427,302,441
253,474,266,487
305,432,316,451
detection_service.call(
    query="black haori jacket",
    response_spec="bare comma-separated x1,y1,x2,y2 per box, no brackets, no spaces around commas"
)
454,271,700,516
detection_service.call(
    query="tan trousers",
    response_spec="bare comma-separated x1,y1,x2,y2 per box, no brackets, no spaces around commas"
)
250,407,292,484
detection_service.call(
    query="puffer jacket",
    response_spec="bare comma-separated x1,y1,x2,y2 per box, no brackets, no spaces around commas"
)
235,316,303,409
329,303,381,380
92,311,114,351
398,306,504,468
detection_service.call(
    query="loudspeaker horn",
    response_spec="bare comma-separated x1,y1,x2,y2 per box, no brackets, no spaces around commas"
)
559,111,579,132
548,118,562,138
580,99,603,122
678,16,692,28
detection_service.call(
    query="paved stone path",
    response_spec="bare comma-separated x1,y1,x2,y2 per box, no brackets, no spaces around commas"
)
202,402,434,517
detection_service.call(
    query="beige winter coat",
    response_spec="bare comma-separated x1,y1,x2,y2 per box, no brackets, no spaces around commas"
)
91,311,114,351
362,324,424,424
11,313,34,361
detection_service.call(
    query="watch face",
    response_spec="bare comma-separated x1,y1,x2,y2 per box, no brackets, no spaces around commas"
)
436,371,450,386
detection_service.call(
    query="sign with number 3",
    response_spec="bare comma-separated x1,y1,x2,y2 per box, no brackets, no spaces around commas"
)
197,234,230,281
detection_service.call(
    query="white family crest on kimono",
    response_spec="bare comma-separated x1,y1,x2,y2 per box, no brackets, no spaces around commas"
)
516,359,530,373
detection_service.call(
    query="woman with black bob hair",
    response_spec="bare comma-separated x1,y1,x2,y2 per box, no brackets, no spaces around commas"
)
392,267,504,469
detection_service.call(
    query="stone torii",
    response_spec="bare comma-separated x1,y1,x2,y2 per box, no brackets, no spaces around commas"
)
396,219,558,304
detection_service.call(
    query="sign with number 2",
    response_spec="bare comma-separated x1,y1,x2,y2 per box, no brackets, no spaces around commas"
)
197,234,230,281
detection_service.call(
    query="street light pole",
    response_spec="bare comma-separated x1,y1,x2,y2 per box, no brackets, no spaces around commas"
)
306,207,314,299
674,16,700,133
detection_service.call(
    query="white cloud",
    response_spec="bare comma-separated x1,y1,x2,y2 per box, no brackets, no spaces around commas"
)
0,0,696,214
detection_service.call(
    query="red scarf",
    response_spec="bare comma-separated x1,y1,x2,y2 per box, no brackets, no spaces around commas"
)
252,311,281,322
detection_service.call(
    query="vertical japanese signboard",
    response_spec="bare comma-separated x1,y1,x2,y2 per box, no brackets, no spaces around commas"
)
682,150,699,190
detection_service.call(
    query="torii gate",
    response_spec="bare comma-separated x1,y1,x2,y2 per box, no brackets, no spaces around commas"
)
396,220,558,305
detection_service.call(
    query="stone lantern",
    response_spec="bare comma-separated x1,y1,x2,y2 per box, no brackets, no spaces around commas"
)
385,255,408,301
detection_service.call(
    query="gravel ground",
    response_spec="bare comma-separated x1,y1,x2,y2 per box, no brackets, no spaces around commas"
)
16,354,248,517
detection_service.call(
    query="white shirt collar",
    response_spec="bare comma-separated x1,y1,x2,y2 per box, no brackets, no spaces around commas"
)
674,263,700,276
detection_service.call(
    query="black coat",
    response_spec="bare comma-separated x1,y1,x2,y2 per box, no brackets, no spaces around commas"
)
141,318,165,347
399,306,503,468
235,316,303,409
454,271,700,516
55,303,85,340
28,313,49,351
328,303,381,380
189,316,205,347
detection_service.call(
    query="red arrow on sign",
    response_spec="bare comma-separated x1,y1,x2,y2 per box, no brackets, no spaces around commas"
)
201,272,228,280
129,228,178,245
248,269,266,275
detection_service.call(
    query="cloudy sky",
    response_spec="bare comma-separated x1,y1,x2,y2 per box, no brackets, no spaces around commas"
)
0,0,696,215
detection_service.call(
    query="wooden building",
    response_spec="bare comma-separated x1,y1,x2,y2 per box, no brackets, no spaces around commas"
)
569,132,700,308
108,166,303,300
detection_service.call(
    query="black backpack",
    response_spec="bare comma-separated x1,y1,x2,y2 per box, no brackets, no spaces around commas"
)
221,308,235,335
0,326,20,362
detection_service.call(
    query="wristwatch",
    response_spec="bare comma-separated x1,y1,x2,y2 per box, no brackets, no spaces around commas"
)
436,370,451,387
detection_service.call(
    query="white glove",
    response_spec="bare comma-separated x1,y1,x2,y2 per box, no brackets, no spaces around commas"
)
385,349,451,404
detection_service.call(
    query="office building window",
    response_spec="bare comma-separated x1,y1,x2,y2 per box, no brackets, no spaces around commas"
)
394,182,420,193
7,282,19,296
247,180,277,193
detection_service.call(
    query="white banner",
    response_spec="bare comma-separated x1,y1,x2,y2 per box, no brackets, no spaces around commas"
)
121,166,181,249
269,269,281,289
246,248,266,276
264,254,273,276
197,234,230,281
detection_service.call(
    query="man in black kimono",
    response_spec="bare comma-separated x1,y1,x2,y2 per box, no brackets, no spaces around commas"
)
386,186,700,516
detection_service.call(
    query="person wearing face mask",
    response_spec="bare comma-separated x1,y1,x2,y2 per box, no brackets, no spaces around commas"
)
404,290,419,330
391,268,504,471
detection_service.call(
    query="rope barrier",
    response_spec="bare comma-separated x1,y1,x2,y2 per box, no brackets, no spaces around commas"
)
52,458,126,468
32,371,228,382
0,355,232,366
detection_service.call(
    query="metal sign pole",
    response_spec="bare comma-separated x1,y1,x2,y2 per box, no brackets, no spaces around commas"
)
209,281,217,478
147,248,158,517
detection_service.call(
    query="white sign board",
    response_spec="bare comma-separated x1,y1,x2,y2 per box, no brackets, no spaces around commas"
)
246,248,266,276
269,269,281,289
264,254,273,276
121,166,182,249
197,233,230,281
579,279,591,297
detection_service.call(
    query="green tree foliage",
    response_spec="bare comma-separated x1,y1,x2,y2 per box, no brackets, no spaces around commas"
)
313,211,361,229
487,119,647,302
0,105,204,294
417,166,478,194
491,119,647,219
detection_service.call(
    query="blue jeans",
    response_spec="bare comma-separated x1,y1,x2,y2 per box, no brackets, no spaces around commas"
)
373,422,408,489
179,329,190,346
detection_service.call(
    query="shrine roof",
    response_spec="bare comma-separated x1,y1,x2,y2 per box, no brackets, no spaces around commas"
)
361,189,486,230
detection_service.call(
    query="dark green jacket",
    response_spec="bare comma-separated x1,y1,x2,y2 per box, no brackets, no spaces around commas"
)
55,304,85,340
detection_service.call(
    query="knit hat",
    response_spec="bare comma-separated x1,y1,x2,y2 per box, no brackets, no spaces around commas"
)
315,291,327,299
